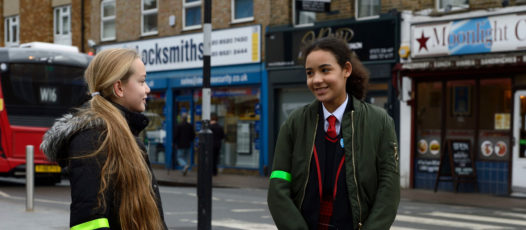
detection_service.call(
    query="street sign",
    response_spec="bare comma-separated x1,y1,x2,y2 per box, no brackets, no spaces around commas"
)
295,0,331,12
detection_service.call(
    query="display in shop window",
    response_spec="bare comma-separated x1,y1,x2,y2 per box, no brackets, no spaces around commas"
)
429,140,440,155
478,130,510,160
417,139,428,155
452,85,471,116
494,113,510,130
236,122,251,155
481,140,493,157
495,141,507,157
416,158,440,173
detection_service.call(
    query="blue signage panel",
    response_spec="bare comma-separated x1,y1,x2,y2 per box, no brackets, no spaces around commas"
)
168,63,262,88
147,78,168,90
448,17,492,55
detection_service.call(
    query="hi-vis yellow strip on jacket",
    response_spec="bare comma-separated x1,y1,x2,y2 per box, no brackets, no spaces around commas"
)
71,218,109,230
270,170,291,182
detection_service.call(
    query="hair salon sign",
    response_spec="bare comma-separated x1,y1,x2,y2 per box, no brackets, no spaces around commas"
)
411,13,526,58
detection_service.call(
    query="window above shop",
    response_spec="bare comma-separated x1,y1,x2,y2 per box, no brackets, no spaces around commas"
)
54,5,71,46
292,1,315,27
436,0,469,12
101,0,116,41
183,0,202,31
231,0,253,24
142,0,158,36
4,15,19,47
355,0,380,20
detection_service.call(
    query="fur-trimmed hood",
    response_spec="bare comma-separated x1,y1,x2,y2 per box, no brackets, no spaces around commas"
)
40,112,104,166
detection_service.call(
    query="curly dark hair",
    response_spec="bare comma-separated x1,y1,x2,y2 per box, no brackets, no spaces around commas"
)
302,37,369,100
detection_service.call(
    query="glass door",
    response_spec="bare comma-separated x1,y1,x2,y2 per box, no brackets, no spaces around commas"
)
174,94,194,168
512,90,526,196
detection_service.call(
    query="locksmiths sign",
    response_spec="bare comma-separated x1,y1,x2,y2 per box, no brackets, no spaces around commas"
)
99,25,260,72
411,13,526,58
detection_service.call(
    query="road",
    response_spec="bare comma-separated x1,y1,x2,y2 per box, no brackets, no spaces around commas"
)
1,178,526,229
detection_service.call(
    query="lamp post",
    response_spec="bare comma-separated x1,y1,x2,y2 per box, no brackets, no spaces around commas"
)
197,0,212,229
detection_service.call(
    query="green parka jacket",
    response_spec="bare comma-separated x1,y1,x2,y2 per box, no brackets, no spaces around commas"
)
268,97,400,230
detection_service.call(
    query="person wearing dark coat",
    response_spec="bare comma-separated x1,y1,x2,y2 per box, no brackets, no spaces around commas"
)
174,113,195,175
40,49,167,230
209,112,225,175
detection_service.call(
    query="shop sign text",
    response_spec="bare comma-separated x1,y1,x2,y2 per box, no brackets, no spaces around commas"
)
411,13,526,58
99,25,261,72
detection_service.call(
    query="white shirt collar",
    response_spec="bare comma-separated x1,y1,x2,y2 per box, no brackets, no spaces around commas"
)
322,94,348,123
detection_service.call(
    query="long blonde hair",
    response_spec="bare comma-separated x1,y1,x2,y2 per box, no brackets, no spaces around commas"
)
81,48,163,230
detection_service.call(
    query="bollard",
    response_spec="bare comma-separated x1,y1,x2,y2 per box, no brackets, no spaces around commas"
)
26,145,34,212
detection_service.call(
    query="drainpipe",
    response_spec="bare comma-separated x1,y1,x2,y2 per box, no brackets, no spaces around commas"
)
80,0,85,52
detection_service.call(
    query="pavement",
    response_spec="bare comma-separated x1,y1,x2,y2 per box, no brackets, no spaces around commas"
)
1,167,526,229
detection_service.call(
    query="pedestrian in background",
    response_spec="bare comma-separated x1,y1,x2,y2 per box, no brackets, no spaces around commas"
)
209,112,225,176
267,37,400,229
174,113,195,175
41,48,167,230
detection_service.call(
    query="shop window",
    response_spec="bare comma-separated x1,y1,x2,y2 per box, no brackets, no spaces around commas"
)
355,0,380,19
183,0,201,30
54,5,71,45
142,0,158,36
143,92,166,164
292,0,315,26
232,0,253,23
367,83,389,111
436,0,468,12
4,15,19,47
277,87,314,127
478,79,511,160
415,81,443,174
445,80,476,148
194,86,260,169
101,0,116,41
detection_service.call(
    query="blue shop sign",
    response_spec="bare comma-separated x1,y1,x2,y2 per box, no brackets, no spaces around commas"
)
147,78,168,90
162,64,262,88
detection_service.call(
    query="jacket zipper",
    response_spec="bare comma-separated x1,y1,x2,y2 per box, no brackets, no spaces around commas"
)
351,111,363,229
300,114,318,208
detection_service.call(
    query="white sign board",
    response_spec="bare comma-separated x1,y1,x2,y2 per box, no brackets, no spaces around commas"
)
411,13,526,58
99,25,261,72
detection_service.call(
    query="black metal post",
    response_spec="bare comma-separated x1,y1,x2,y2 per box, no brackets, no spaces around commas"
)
198,0,212,229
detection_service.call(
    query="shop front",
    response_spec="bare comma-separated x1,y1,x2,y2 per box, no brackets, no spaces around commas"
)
398,7,526,195
265,14,400,172
99,25,269,174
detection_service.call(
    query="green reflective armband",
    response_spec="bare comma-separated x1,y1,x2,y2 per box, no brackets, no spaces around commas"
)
71,218,109,230
521,139,526,145
270,170,291,182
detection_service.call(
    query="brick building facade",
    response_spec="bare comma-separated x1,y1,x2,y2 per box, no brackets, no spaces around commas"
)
0,0,91,51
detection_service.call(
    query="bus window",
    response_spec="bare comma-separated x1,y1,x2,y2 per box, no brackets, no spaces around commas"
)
0,63,88,126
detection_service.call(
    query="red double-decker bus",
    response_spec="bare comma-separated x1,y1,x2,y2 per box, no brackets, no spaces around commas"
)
0,44,91,184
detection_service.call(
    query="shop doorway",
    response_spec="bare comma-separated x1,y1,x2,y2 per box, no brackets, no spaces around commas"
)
512,90,526,196
174,95,194,169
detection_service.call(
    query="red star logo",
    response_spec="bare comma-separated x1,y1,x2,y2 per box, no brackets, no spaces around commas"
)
416,32,429,51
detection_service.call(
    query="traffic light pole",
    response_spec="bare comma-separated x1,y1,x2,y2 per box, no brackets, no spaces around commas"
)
197,0,212,229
